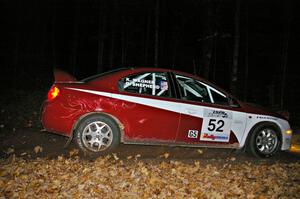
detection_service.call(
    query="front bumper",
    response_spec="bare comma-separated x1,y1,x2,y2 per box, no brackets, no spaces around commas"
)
281,130,292,150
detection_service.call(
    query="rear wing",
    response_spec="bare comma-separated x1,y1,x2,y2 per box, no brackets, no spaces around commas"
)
54,69,77,83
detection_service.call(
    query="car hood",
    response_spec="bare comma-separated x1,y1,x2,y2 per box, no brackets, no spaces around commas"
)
240,102,286,120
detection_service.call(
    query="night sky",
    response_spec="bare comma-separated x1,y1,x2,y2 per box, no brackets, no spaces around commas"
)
1,0,300,124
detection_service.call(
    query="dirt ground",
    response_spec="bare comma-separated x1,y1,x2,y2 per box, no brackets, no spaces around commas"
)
0,126,299,163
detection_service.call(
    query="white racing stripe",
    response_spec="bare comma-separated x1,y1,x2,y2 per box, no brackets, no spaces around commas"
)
66,87,249,117
67,87,185,115
66,87,251,119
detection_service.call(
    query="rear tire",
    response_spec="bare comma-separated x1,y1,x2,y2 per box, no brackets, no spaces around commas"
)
74,114,120,157
247,123,281,158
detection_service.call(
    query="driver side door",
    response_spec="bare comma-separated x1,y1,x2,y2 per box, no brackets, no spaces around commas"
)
174,74,246,145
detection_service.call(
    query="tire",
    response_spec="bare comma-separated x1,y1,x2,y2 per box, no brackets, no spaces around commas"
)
74,114,120,157
247,123,281,158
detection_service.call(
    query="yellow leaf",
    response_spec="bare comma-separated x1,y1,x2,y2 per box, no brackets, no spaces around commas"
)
34,146,43,154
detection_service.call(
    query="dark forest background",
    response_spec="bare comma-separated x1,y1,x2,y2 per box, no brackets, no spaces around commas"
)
0,0,300,126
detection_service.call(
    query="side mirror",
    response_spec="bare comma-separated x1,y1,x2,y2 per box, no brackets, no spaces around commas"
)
229,97,240,108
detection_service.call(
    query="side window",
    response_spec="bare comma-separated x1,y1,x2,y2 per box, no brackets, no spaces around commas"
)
119,72,171,97
176,75,211,103
175,74,229,106
210,89,229,105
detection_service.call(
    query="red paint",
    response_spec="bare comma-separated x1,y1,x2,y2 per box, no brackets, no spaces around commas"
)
176,114,203,143
113,99,180,142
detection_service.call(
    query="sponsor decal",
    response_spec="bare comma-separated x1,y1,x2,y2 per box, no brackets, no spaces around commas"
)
201,133,229,141
125,78,159,89
256,116,277,120
204,109,232,119
201,108,232,142
188,130,198,138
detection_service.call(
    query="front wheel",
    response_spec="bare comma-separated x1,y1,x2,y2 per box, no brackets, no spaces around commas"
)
247,123,281,158
74,114,120,157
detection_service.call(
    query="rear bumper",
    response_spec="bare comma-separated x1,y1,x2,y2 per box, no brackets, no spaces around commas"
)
41,100,74,137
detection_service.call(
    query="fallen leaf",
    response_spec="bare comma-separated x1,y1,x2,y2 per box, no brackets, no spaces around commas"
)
197,149,203,154
160,153,170,159
135,154,141,160
112,153,119,160
0,179,4,188
34,146,43,154
69,149,79,157
126,156,133,160
5,147,14,155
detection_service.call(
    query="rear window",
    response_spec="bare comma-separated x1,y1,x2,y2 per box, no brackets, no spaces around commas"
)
119,72,172,98
81,68,129,82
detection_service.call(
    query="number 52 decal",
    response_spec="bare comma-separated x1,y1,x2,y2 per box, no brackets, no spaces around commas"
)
207,119,225,132
200,109,232,142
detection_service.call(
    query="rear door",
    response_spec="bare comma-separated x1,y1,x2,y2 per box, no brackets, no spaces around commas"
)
173,74,247,146
117,71,180,143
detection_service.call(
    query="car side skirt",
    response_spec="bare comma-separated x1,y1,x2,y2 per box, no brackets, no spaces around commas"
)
123,140,240,149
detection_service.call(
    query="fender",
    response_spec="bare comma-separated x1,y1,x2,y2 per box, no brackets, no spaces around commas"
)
240,119,283,149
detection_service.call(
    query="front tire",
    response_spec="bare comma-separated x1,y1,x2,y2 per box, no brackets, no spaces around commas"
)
247,123,281,158
74,114,120,157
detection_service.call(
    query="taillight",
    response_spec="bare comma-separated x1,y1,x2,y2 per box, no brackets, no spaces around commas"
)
47,86,60,101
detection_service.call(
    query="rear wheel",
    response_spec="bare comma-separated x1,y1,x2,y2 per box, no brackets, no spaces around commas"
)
247,123,281,158
74,114,120,157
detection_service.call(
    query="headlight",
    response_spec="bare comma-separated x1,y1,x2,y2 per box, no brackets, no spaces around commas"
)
285,129,293,135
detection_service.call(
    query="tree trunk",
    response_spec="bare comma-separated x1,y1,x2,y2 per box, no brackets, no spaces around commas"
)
154,0,160,67
51,4,56,69
71,0,80,76
121,17,127,65
172,16,186,69
244,0,249,101
97,0,105,73
171,30,179,69
109,0,117,70
13,19,20,93
201,1,214,78
280,0,291,109
230,0,241,95
212,37,217,81
109,29,115,69
144,8,151,66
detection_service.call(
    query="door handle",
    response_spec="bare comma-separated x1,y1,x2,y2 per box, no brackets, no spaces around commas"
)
186,109,197,114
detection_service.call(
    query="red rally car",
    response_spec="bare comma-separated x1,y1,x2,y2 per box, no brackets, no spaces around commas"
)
41,67,292,158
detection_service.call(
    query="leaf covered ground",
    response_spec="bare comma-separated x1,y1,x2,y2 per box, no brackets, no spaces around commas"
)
1,154,299,199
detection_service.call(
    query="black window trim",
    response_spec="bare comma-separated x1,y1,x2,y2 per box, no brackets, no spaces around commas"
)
172,72,234,107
